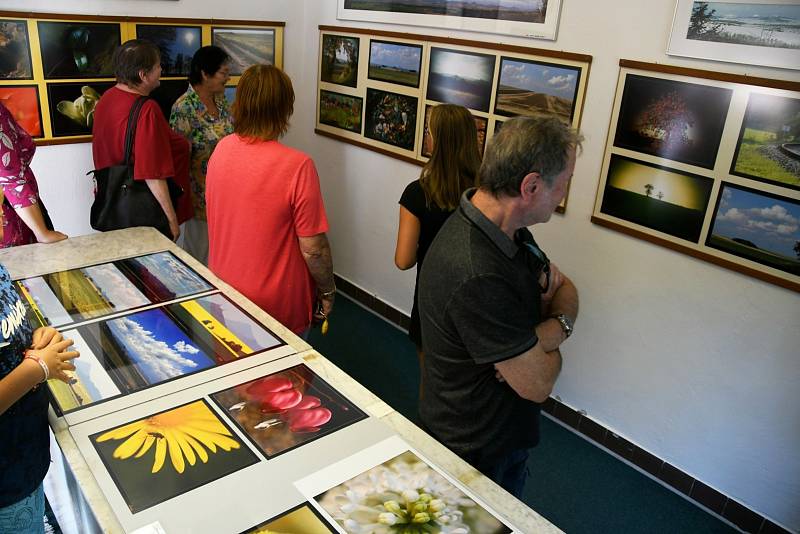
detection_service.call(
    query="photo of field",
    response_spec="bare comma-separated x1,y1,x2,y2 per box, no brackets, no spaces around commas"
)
495,57,580,121
116,251,213,302
731,93,800,190
91,399,258,513
0,20,32,79
210,364,366,459
0,86,42,137
426,47,495,112
600,155,714,242
343,0,549,24
136,25,200,76
167,293,282,363
364,88,418,150
707,184,800,275
687,2,800,50
614,74,732,169
37,21,119,79
15,276,71,328
212,28,275,76
47,329,121,413
243,503,336,534
321,34,359,88
47,82,113,137
421,104,486,158
37,267,117,323
319,90,363,134
368,40,422,88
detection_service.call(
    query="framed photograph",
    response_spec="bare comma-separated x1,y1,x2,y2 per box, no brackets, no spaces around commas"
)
212,27,275,76
495,56,581,121
364,88,418,150
241,503,336,534
46,81,113,137
224,85,237,106
319,90,363,134
320,34,360,88
37,21,120,79
421,103,487,158
338,0,563,40
0,20,33,79
0,86,42,137
115,251,214,302
136,25,201,77
730,92,800,191
668,0,800,70
613,74,732,169
426,47,495,113
707,183,800,275
90,399,258,513
150,79,189,121
368,39,423,88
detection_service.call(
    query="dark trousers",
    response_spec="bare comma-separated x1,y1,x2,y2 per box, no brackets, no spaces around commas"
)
464,448,530,499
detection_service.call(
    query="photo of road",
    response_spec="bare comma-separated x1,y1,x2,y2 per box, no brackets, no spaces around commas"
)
212,28,274,75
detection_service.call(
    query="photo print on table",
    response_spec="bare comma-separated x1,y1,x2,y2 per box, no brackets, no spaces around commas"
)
115,251,214,302
212,27,275,76
135,25,201,77
494,56,580,121
319,90,363,134
368,39,423,88
600,154,714,243
91,399,258,513
241,503,336,534
707,183,800,276
421,103,487,158
321,34,360,88
364,88,418,151
613,74,732,169
210,364,366,459
426,47,495,113
731,92,800,191
46,81,114,137
0,86,42,137
37,21,120,79
0,20,32,79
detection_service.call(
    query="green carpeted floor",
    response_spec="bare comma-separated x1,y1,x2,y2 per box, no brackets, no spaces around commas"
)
308,295,737,534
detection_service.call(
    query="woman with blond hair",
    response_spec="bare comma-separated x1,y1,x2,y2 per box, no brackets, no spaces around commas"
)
205,64,335,336
395,104,481,370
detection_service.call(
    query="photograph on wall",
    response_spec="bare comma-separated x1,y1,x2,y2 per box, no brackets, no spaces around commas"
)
731,92,800,191
210,364,366,459
135,25,201,77
421,104,486,158
706,183,800,275
426,47,495,113
319,90,363,134
46,82,113,137
150,79,189,122
599,154,714,243
224,85,236,106
0,86,42,137
37,21,120,79
242,503,336,534
368,39,422,88
212,27,275,76
364,88,418,150
313,450,512,534
0,20,32,79
91,399,258,513
494,56,580,121
320,34,360,88
613,74,732,169
115,251,214,302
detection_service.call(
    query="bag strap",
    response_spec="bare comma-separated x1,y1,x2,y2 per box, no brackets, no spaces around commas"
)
123,96,149,165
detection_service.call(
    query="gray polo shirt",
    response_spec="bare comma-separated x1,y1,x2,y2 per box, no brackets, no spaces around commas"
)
418,188,543,459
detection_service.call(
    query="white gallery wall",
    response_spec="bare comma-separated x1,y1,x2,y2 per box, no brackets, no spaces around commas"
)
4,0,799,530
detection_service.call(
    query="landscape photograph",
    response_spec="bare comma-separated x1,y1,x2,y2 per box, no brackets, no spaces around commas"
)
321,34,360,88
731,92,800,190
319,90,363,134
15,276,72,328
426,47,495,112
47,82,112,137
0,86,42,137
37,21,120,78
91,399,258,513
210,364,366,459
494,56,580,120
614,74,732,169
212,27,275,76
81,263,151,312
707,183,800,275
0,20,32,79
364,88,418,150
224,85,236,106
243,503,336,534
35,263,124,324
600,154,714,242
421,104,486,157
368,39,422,87
116,251,213,302
687,2,800,50
136,25,201,76
343,0,549,24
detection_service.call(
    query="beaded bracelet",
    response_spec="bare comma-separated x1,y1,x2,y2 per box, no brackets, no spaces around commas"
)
24,350,49,383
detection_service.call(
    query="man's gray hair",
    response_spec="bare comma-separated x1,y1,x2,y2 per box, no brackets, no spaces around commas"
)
479,115,583,196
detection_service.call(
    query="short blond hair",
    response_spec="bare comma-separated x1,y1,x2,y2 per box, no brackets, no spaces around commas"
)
233,64,294,141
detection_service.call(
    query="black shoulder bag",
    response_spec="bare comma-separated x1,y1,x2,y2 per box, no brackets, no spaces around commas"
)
89,96,182,239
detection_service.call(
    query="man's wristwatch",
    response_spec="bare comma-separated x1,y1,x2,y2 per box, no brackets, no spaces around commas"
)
549,313,574,339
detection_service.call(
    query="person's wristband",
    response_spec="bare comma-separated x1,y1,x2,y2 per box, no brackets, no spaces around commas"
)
319,285,336,299
24,350,49,383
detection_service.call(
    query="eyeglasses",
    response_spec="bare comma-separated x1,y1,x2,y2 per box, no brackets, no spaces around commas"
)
522,240,551,293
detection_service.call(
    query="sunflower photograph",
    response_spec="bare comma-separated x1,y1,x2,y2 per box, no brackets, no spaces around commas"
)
91,399,258,513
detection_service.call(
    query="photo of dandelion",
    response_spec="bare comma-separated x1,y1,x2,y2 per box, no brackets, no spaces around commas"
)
315,451,512,533
91,399,258,513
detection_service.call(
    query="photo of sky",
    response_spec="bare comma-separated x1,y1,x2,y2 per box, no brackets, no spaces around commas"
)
80,264,149,310
499,58,578,101
17,277,72,327
370,41,421,71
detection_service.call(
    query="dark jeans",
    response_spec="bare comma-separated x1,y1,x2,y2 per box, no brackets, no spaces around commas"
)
466,448,530,499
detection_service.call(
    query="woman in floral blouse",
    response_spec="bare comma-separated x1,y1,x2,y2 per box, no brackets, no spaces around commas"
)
170,46,234,264
0,102,67,248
